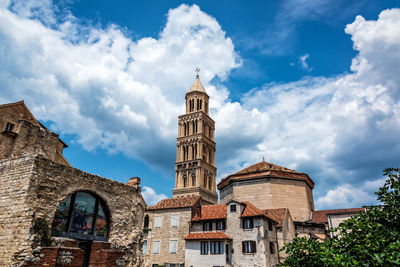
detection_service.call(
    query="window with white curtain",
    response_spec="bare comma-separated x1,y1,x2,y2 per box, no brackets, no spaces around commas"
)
170,240,178,254
153,240,160,254
155,216,162,228
171,214,179,227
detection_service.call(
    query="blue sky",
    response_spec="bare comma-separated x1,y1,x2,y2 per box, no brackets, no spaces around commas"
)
1,0,400,208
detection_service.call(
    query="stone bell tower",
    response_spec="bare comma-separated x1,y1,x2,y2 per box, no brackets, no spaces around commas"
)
172,72,218,204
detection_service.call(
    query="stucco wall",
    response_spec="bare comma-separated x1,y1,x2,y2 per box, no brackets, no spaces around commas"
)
185,240,227,267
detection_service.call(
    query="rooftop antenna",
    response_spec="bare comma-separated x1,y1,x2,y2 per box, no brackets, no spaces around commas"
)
195,67,200,78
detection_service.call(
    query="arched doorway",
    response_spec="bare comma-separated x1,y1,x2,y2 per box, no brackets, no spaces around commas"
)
51,191,110,266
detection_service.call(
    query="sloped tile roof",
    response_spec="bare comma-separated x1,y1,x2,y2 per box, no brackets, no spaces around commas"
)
311,208,366,223
264,208,288,227
241,202,279,224
185,232,232,240
147,195,201,211
218,161,314,190
192,204,227,221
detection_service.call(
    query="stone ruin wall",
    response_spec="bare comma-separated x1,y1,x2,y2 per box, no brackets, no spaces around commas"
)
0,154,146,266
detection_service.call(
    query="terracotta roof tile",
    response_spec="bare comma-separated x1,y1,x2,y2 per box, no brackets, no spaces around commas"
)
264,208,288,227
241,202,279,224
147,195,201,211
218,161,314,190
185,232,232,240
311,208,366,223
192,204,227,221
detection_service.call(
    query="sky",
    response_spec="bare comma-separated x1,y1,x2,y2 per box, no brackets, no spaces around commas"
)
1,0,400,208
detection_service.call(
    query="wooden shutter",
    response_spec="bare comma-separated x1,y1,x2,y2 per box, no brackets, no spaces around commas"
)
252,241,257,253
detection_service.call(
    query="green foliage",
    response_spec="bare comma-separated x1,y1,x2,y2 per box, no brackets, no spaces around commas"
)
280,168,400,266
33,217,52,247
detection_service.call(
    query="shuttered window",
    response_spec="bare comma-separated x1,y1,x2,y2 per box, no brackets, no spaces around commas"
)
242,241,256,253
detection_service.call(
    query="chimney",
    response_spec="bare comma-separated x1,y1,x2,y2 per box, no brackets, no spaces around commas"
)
126,177,141,186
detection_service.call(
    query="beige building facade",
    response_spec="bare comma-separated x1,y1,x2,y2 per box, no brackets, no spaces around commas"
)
143,196,201,267
218,161,315,222
185,200,280,267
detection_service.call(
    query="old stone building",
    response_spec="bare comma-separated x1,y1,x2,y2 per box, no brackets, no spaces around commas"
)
0,100,146,266
143,196,202,267
185,201,280,267
218,160,315,222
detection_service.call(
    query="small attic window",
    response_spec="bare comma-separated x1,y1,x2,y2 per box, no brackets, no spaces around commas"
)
230,204,236,212
5,123,14,132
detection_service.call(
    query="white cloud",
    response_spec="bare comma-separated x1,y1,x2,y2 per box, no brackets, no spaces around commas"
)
1,1,400,210
141,186,167,206
299,53,312,71
316,183,377,209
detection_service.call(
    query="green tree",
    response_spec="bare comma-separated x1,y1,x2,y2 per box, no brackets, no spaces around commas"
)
280,168,400,266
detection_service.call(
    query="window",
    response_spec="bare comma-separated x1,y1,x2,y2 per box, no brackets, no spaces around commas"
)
269,242,275,254
142,240,147,254
169,264,177,267
192,174,196,186
5,123,14,132
155,216,162,228
169,240,178,254
201,241,208,255
204,174,207,189
243,218,253,229
230,204,236,212
143,215,149,229
210,241,223,254
208,176,212,189
183,175,187,187
286,219,289,230
153,240,160,254
171,214,179,227
203,221,212,231
152,264,159,267
216,220,225,230
242,241,256,253
51,191,109,241
268,220,273,231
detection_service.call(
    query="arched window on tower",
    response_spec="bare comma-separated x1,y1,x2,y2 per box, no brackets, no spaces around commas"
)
186,145,189,160
192,144,195,160
192,173,196,186
200,100,202,110
209,150,212,164
197,99,199,110
205,102,208,114
184,123,187,136
194,143,198,159
208,176,212,190
183,146,186,160
204,174,207,189
192,121,195,134
195,120,198,133
183,175,187,187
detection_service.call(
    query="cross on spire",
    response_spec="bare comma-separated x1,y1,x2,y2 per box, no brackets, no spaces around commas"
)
195,67,200,77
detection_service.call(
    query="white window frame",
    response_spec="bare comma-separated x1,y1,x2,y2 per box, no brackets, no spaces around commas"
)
169,239,178,254
142,240,148,254
171,214,179,227
153,240,161,254
155,215,163,228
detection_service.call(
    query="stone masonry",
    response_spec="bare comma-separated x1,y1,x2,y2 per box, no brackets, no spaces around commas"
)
0,154,146,266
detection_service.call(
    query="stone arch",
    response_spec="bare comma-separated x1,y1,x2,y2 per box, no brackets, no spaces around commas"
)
50,190,111,241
